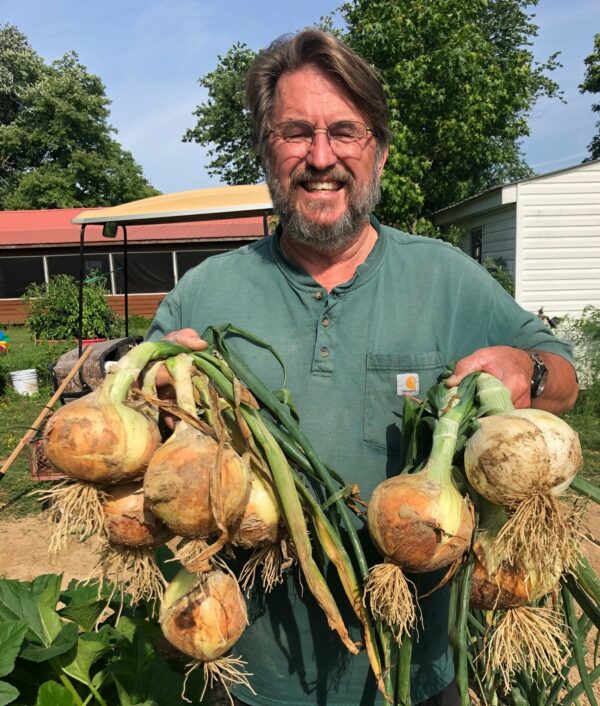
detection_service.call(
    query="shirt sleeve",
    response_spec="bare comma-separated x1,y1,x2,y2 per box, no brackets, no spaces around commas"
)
145,286,183,342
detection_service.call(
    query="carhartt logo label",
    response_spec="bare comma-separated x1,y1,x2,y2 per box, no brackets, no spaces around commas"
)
397,373,419,396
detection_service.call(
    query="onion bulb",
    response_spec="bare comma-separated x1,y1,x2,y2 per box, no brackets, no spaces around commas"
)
233,472,281,549
43,341,186,484
160,568,253,701
144,354,250,545
94,482,173,606
366,380,477,640
102,482,172,548
465,374,583,572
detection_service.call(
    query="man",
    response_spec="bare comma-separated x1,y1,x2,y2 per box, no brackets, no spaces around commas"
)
147,29,578,706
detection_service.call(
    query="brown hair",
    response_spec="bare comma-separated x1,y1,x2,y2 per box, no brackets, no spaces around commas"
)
245,29,390,163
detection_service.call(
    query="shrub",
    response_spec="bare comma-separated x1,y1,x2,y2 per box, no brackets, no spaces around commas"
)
483,256,514,297
22,273,120,342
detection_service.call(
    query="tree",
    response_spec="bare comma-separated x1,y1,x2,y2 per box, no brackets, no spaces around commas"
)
184,0,561,232
0,24,158,209
579,33,600,161
183,42,262,185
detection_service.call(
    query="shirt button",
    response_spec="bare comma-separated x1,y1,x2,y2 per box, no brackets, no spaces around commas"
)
322,316,330,327
320,346,329,358
314,291,323,301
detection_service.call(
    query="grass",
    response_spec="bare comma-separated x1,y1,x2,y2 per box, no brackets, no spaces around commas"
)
1,322,599,519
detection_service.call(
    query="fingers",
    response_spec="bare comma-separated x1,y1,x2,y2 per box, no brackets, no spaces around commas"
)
163,328,208,351
445,346,533,408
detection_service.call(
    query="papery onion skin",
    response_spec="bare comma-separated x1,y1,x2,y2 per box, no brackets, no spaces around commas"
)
233,473,281,549
102,482,173,547
464,410,582,503
367,474,473,573
144,429,251,538
470,532,561,610
43,390,161,484
160,570,247,661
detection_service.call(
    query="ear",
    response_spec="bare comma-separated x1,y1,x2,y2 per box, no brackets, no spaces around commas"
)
376,147,388,176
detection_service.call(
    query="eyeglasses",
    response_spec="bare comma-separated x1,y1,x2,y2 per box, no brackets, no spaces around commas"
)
269,120,373,155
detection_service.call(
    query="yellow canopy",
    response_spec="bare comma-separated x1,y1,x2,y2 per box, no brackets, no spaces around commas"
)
72,183,273,226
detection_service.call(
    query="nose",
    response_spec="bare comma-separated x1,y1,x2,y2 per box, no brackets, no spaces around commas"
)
305,129,338,170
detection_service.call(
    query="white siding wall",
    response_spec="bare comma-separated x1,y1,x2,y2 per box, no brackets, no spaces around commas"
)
515,161,600,318
455,206,517,275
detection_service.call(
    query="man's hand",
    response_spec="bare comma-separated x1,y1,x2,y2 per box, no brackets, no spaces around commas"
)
157,329,208,427
446,345,578,414
446,345,532,407
163,328,208,351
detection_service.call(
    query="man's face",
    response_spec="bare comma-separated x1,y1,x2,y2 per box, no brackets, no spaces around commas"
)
265,65,388,252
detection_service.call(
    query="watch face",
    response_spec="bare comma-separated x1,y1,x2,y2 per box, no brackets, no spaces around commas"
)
530,353,548,398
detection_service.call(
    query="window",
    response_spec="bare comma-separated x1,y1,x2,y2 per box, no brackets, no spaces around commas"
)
0,256,45,298
47,254,111,287
470,227,483,264
113,252,175,294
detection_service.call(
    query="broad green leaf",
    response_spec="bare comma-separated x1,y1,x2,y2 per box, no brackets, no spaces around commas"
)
20,621,78,662
34,680,76,706
0,680,19,706
59,599,106,632
60,628,114,686
38,603,64,643
0,620,28,678
0,579,48,642
32,575,62,610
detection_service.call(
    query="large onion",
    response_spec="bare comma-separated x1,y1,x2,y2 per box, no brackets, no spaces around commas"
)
160,568,248,662
368,472,473,574
144,429,250,538
464,409,582,503
44,389,160,484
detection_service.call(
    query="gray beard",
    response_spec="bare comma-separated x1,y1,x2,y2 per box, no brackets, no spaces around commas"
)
265,164,382,253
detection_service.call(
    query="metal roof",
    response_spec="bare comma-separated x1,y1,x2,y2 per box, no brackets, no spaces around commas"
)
72,183,273,226
0,207,267,249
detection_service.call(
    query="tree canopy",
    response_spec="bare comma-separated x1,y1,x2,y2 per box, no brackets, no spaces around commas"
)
580,33,600,161
0,24,158,210
183,0,561,232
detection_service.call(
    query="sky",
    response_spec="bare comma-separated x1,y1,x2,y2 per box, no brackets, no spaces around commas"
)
1,0,599,195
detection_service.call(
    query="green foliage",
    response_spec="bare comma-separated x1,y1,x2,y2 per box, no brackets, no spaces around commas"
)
182,42,263,185
579,33,600,160
0,574,204,705
0,25,158,209
22,274,120,342
339,0,561,228
482,255,514,296
184,1,561,231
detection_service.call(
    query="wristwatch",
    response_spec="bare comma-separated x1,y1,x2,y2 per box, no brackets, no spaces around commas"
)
528,351,548,399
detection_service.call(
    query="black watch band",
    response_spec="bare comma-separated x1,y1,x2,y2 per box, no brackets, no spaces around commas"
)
528,351,548,399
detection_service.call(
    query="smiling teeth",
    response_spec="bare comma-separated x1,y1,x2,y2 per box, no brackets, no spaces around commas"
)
305,182,340,191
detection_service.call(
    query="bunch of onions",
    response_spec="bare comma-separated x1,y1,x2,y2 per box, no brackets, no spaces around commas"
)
144,354,251,568
471,498,568,691
40,341,185,553
464,373,583,574
160,566,253,702
95,481,173,606
365,380,476,639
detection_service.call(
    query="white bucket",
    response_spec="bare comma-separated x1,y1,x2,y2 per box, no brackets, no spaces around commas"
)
10,368,39,396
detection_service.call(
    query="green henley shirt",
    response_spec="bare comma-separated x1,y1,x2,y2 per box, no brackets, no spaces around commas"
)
147,217,573,706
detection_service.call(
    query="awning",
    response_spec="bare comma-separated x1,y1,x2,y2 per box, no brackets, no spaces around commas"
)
72,183,273,226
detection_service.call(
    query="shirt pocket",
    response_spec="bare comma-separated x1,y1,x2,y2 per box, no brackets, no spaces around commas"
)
364,351,445,451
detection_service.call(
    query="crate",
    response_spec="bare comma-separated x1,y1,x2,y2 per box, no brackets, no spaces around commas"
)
27,419,65,482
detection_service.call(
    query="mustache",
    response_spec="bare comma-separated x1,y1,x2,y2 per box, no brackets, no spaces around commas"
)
289,167,354,189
